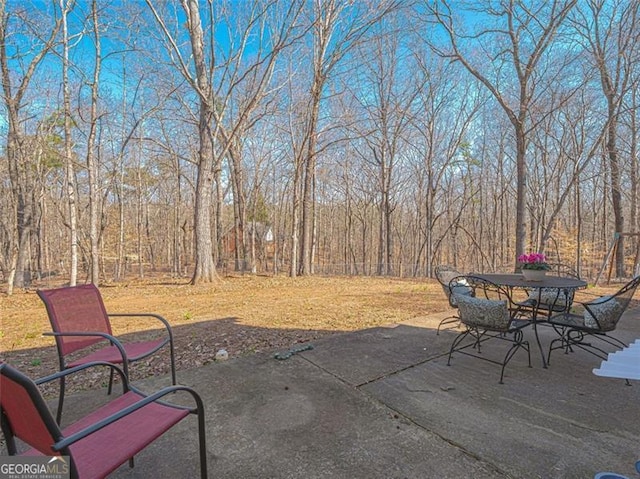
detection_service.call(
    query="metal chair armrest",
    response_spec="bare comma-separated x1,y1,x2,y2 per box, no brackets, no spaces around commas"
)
43,331,129,361
34,361,129,391
52,385,204,451
108,313,172,331
108,313,175,344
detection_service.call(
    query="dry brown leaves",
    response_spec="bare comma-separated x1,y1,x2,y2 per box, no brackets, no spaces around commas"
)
0,274,624,399
0,275,447,397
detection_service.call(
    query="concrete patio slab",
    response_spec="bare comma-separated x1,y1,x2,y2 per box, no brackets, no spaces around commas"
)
5,309,640,479
73,349,502,479
361,333,640,479
297,315,454,386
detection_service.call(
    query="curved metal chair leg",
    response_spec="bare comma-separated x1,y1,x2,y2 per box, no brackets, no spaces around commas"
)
499,334,530,384
447,330,470,365
437,315,460,335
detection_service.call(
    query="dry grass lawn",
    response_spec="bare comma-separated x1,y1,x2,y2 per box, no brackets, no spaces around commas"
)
0,274,620,397
1,275,447,393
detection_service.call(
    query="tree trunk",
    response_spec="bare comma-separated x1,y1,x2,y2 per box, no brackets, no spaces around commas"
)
61,0,78,286
290,159,302,278
136,137,144,279
630,89,638,237
87,0,101,285
181,0,217,284
115,62,127,281
115,180,125,280
191,104,217,284
515,122,527,269
607,104,625,277
229,141,247,272
300,80,321,275
0,1,61,292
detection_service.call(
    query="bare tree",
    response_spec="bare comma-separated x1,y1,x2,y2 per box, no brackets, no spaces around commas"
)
3,1,640,285
426,0,576,269
530,88,607,254
290,0,401,276
146,0,304,284
350,29,422,275
572,0,640,277
0,1,62,292
59,0,79,286
408,54,484,276
85,0,102,285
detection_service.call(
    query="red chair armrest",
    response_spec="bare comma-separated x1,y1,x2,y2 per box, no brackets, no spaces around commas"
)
34,361,130,391
43,331,128,360
52,385,204,451
108,313,172,331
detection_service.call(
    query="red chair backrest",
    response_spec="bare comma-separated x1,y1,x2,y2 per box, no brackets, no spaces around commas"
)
38,284,113,356
0,363,62,455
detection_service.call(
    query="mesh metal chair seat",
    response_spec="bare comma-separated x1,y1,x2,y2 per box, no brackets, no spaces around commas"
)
517,263,581,317
434,265,474,334
0,362,207,479
37,284,177,423
547,275,640,365
447,275,532,383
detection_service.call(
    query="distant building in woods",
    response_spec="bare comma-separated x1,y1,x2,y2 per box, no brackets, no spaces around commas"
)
221,221,274,271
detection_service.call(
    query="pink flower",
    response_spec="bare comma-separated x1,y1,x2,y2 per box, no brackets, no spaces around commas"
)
518,252,550,270
518,252,547,264
533,253,545,263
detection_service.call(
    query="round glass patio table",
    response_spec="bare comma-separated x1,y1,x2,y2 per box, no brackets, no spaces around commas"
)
472,273,588,368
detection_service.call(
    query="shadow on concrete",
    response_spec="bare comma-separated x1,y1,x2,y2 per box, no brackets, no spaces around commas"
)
3,310,640,478
1,316,342,398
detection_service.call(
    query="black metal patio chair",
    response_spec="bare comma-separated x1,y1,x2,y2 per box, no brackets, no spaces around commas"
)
434,265,474,335
447,275,532,383
547,275,640,365
517,263,581,318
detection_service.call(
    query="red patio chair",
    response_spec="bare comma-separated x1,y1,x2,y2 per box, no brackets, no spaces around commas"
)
0,361,207,479
37,284,177,423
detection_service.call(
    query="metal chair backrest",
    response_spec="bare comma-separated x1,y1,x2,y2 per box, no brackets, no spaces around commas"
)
458,275,512,301
526,263,580,311
0,363,64,456
435,265,461,287
435,265,463,306
610,275,640,309
584,275,640,331
449,275,514,331
548,263,580,279
37,284,113,356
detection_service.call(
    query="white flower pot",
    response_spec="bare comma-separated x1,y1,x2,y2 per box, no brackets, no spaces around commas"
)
522,269,547,281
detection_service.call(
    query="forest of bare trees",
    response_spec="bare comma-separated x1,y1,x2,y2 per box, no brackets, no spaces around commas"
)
2,0,640,292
